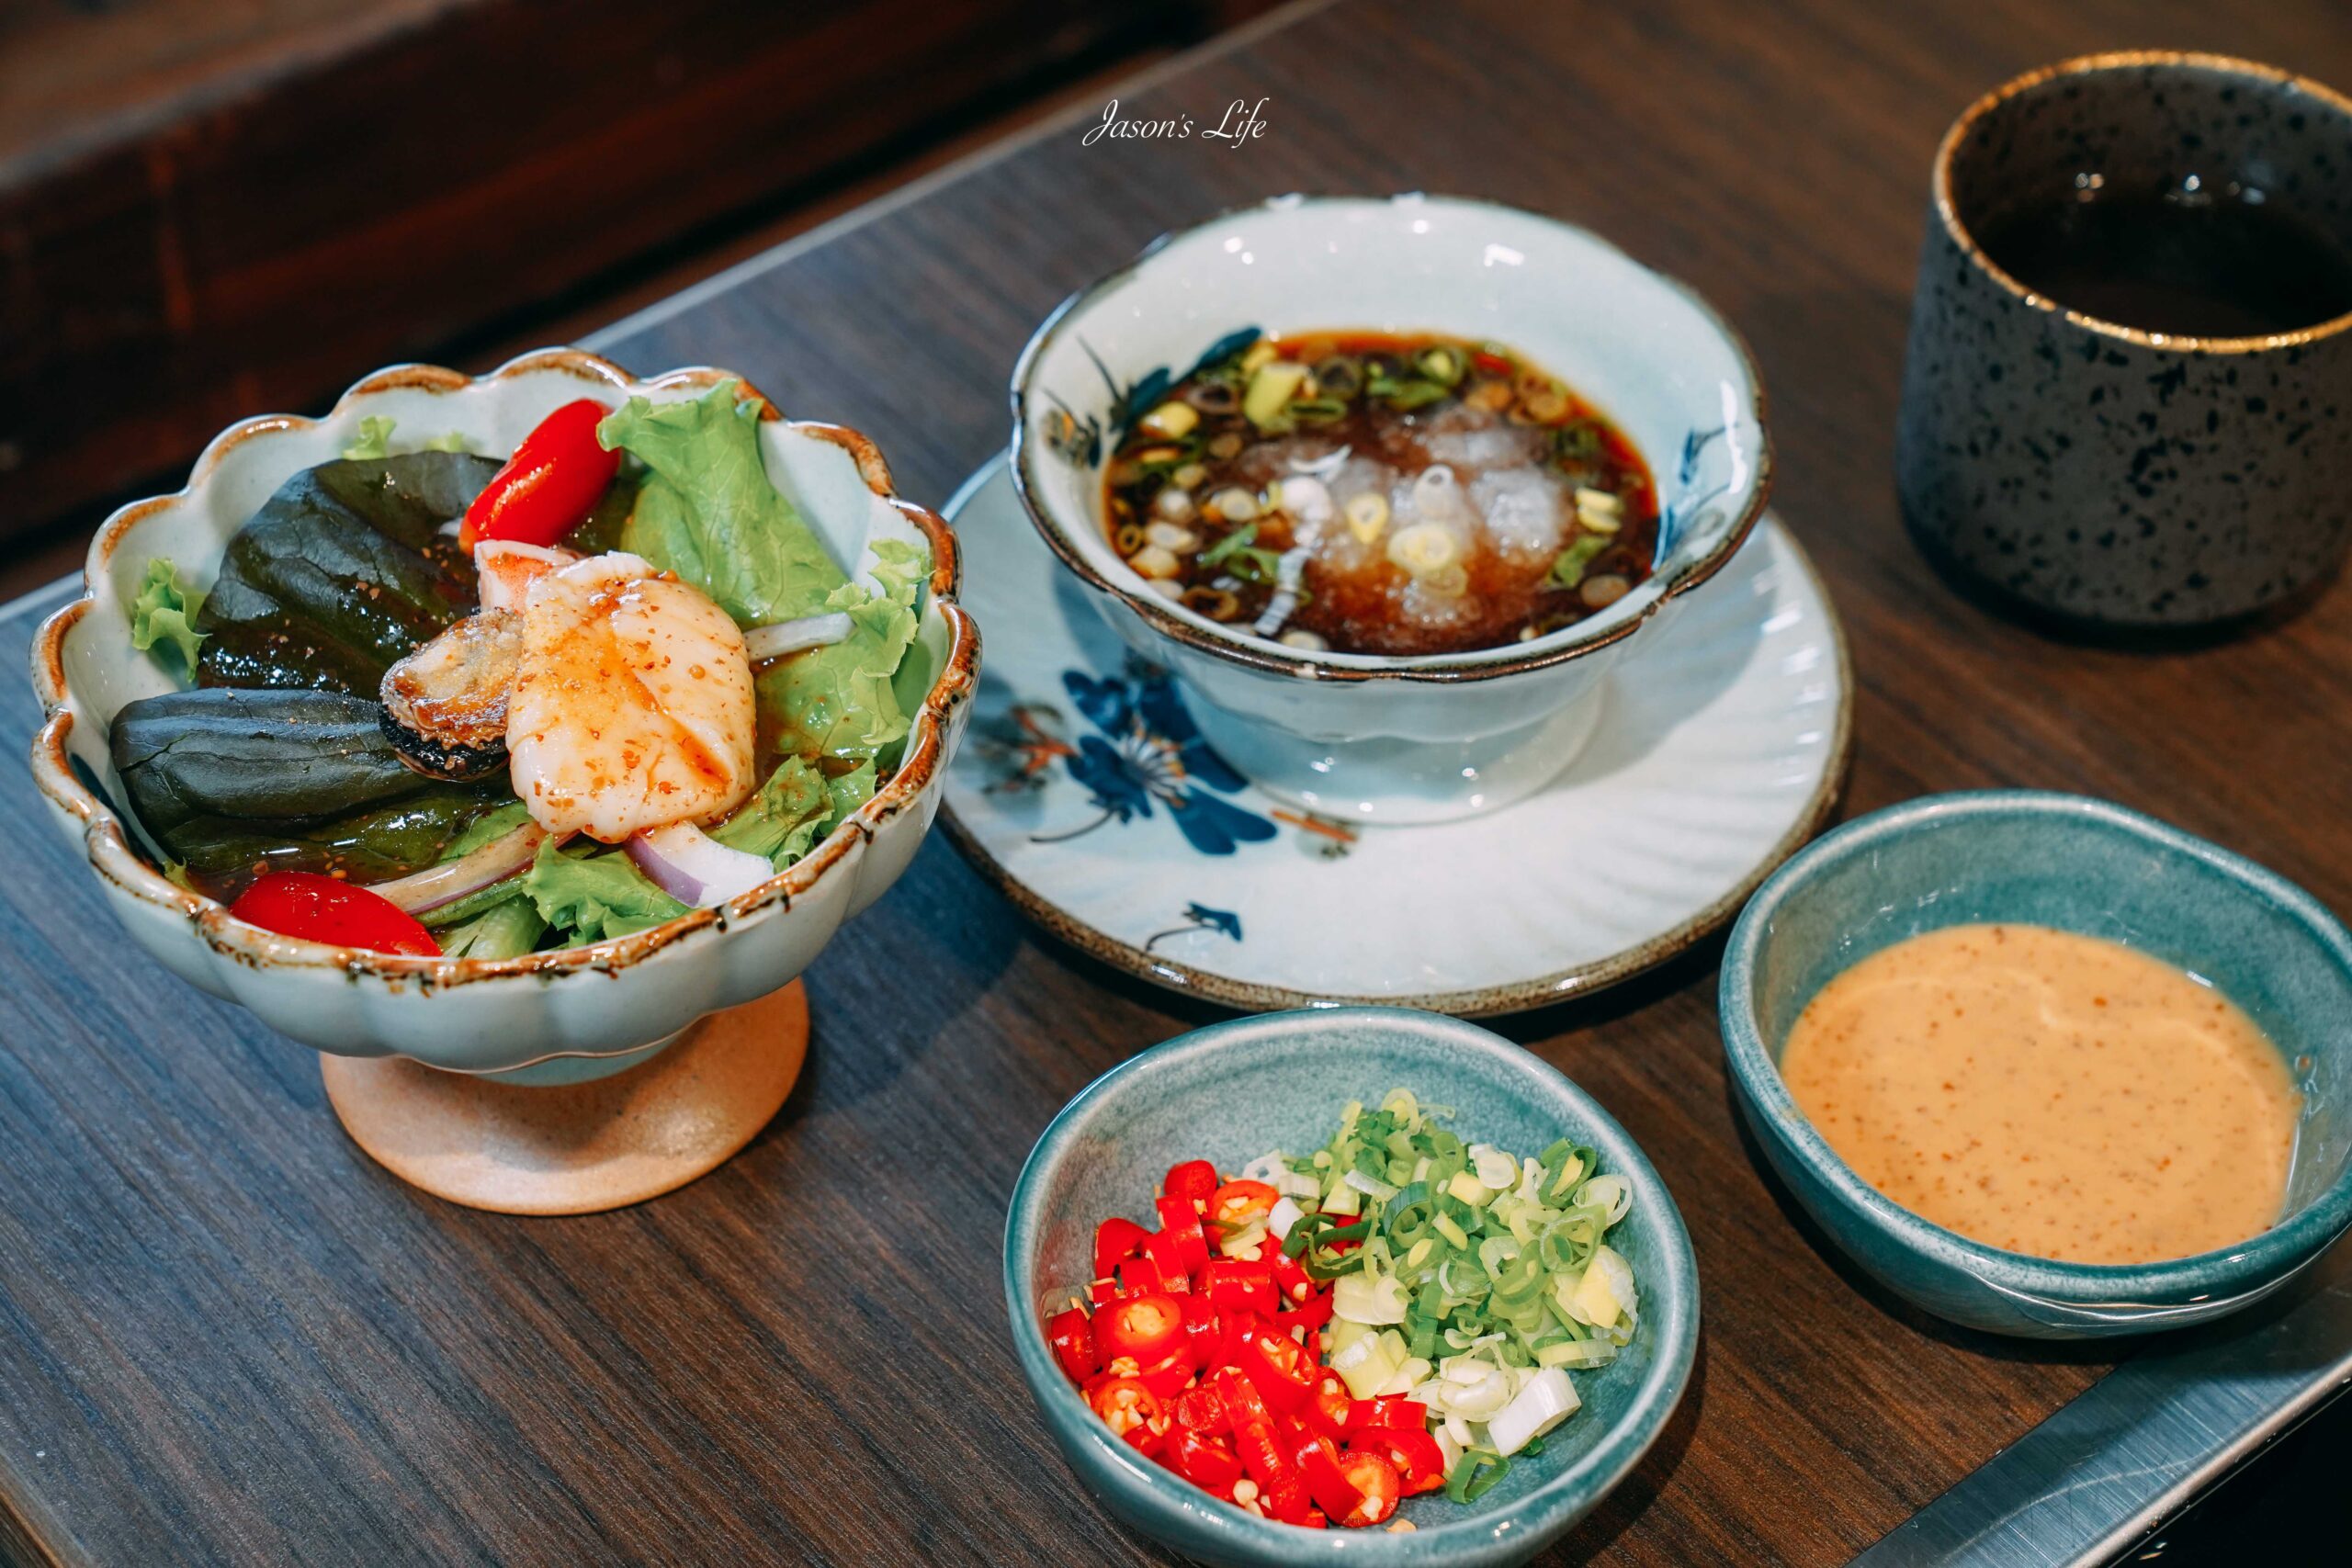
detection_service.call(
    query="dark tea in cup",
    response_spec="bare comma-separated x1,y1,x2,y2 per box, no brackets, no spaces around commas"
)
1974,187,2352,339
1897,52,2352,628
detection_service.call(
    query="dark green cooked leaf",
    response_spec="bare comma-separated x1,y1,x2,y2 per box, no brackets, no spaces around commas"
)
195,452,499,693
112,688,439,833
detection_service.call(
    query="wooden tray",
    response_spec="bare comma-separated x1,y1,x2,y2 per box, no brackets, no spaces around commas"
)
6,0,2351,1561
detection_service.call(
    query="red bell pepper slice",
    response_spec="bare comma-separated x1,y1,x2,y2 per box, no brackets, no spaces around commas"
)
227,872,441,956
1335,1449,1402,1527
1208,1179,1278,1233
1093,1216,1150,1280
1355,1427,1448,1496
1346,1396,1429,1434
1095,1292,1186,1365
1154,1194,1212,1277
1087,1278,1123,1307
1241,1325,1318,1414
1204,1258,1278,1316
1045,1306,1096,1384
458,399,621,551
1164,1158,1221,1208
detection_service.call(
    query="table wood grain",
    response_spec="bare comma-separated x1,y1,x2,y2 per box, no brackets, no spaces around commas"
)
6,1,2352,1563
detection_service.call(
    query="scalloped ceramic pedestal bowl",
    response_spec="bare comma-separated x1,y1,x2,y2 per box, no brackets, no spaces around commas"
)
28,350,978,1084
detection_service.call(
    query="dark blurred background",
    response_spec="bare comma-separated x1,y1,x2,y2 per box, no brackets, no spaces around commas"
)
0,0,1282,598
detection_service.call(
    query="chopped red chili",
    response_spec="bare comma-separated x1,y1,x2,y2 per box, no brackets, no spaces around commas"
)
1046,1306,1097,1383
1049,1147,1467,1530
1093,1216,1150,1281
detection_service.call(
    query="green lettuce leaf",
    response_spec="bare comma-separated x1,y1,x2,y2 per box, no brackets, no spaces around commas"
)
710,755,831,866
441,798,533,861
825,759,877,825
343,417,469,460
412,798,539,929
753,538,927,769
129,558,208,676
342,417,397,461
438,898,547,959
418,875,526,930
599,379,848,626
520,838,689,942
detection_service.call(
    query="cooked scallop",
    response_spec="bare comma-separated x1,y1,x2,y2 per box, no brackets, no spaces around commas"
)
379,608,524,781
475,540,582,614
505,552,757,842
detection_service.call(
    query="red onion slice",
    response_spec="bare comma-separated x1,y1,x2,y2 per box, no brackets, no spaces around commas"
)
743,612,854,662
625,821,775,907
372,822,549,913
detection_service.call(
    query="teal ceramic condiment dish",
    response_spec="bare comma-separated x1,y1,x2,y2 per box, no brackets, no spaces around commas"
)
1003,1009,1699,1567
1721,790,2352,1338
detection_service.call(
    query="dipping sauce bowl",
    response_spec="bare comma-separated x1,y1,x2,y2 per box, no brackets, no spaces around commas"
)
1719,790,2352,1337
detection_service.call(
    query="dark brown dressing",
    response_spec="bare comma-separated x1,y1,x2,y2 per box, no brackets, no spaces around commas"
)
1100,331,1658,657
1975,186,2352,337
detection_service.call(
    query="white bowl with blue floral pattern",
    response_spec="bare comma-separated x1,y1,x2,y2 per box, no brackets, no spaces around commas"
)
1011,194,1770,825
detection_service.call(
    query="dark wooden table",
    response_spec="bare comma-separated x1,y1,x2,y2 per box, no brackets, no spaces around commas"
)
6,1,2351,1563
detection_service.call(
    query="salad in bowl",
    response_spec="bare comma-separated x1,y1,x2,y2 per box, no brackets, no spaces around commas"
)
29,350,977,1079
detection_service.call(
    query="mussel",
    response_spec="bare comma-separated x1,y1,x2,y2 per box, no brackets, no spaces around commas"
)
379,609,523,781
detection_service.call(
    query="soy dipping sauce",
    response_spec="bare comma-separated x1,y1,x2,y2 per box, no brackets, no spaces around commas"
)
1975,184,2352,337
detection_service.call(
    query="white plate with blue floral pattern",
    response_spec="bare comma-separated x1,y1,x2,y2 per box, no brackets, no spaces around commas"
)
939,454,1850,1015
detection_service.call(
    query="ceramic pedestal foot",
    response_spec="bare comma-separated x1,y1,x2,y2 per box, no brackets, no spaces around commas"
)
320,981,808,1215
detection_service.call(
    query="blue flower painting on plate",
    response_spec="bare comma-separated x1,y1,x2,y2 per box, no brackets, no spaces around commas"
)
1145,903,1244,953
1034,666,1277,856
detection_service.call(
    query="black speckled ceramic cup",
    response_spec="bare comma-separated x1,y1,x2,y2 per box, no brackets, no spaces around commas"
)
1898,52,2352,627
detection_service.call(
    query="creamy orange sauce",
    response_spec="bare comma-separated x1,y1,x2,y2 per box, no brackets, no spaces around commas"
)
1780,923,2301,1265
